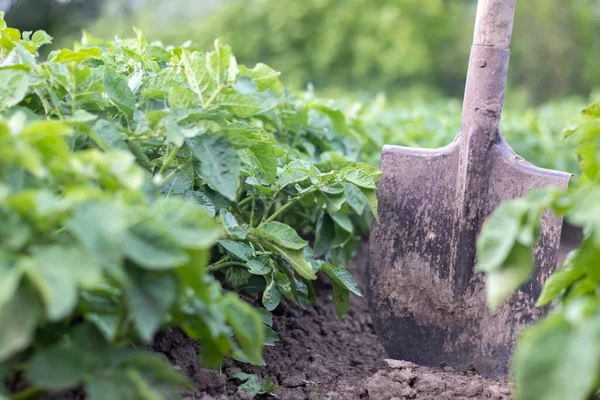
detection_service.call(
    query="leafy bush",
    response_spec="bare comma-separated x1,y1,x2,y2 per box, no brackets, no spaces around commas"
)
0,14,379,399
476,101,600,400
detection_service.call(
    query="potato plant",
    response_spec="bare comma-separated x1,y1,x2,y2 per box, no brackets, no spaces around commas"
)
0,14,379,399
476,101,600,400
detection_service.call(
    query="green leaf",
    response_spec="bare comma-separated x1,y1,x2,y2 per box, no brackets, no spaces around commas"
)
0,284,41,362
331,282,350,321
219,209,248,239
32,245,102,321
269,243,316,280
104,68,136,120
581,102,600,118
247,257,272,275
476,200,529,273
537,251,586,307
0,69,28,110
321,262,361,297
31,30,52,46
278,168,311,188
189,135,240,201
93,120,128,150
125,219,190,270
168,83,196,109
262,271,281,311
248,144,284,185
49,47,101,63
343,183,367,215
162,168,193,195
232,372,279,396
314,212,334,257
87,314,119,342
238,63,281,91
214,93,262,117
320,191,346,214
67,202,126,278
224,294,264,365
207,40,235,85
27,341,85,390
126,268,178,342
66,109,97,124
263,326,279,346
180,51,214,100
153,198,222,248
514,314,600,400
254,221,308,250
356,162,383,179
486,244,534,310
0,253,22,309
331,212,353,233
219,240,254,261
183,190,216,217
122,351,193,393
87,370,138,400
233,76,257,95
226,266,252,289
342,168,376,189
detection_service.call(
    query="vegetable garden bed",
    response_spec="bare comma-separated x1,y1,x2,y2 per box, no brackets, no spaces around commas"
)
33,230,581,400
0,12,597,400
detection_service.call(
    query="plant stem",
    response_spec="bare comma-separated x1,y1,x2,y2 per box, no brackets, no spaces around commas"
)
127,140,154,171
204,85,224,109
34,89,52,117
249,197,256,227
158,164,185,186
11,386,44,400
260,186,320,226
158,145,180,177
207,261,248,272
238,196,254,208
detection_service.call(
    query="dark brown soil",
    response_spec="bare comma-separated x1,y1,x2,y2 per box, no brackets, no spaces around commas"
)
152,243,514,400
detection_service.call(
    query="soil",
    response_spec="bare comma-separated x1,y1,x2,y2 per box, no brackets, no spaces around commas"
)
152,243,514,400
34,225,582,400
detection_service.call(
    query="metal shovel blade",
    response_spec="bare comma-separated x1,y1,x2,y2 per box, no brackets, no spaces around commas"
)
367,135,569,377
366,0,571,377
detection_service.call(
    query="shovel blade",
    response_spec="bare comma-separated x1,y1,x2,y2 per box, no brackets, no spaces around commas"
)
367,137,570,376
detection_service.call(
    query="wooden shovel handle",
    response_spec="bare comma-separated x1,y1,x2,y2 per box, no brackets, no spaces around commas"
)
459,0,517,143
473,0,516,50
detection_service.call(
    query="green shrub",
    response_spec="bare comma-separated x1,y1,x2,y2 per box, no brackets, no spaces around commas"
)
0,15,378,399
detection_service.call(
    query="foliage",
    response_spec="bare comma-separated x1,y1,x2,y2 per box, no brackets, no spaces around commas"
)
231,372,278,397
344,94,583,180
0,14,378,399
89,0,600,103
475,100,600,400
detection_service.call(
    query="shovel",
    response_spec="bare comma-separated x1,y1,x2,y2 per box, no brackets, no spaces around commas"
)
367,0,570,376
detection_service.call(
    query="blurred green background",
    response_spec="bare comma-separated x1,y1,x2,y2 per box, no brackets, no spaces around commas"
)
1,0,598,178
2,0,599,105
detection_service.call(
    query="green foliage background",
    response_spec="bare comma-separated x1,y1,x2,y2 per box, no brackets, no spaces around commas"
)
83,0,600,104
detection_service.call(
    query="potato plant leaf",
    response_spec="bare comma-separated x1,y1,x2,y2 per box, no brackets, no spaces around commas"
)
189,135,240,201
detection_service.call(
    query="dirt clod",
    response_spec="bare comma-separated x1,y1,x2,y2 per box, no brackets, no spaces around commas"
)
366,360,511,400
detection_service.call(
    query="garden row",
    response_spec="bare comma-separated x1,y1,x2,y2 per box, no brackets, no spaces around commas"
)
0,14,598,400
